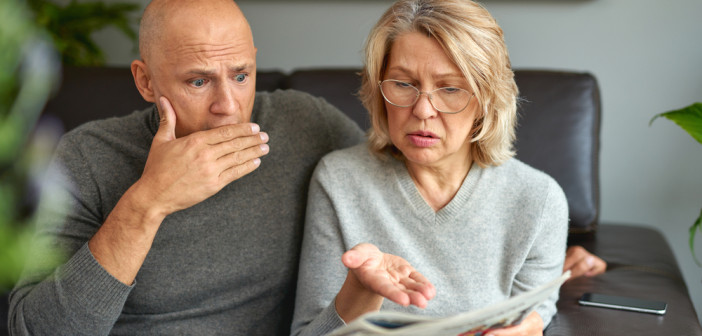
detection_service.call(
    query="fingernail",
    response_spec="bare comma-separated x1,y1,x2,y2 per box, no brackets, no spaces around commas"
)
251,124,260,133
260,132,268,141
253,158,261,166
260,144,269,153
586,256,595,267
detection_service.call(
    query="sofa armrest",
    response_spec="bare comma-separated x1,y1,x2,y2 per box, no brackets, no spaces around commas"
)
547,224,702,335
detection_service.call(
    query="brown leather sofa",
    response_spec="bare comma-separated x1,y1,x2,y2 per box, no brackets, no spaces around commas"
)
2,66,700,335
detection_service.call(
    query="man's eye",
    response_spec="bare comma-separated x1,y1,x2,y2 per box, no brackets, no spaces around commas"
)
191,79,206,87
235,74,248,83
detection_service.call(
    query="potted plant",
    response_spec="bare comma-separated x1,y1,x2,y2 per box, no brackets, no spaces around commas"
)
28,0,140,66
650,103,702,266
0,0,62,292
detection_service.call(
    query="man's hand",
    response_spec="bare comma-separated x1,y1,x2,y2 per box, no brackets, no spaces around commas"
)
89,96,269,285
563,245,607,279
136,96,270,217
484,311,543,336
335,243,435,323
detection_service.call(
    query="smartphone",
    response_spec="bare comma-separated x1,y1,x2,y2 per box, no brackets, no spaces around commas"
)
578,293,667,315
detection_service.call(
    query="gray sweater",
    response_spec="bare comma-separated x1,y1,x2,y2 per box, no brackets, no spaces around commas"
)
292,144,568,336
9,90,364,336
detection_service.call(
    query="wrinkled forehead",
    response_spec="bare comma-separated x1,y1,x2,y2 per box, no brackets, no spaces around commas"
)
143,0,254,63
154,4,254,70
164,2,252,45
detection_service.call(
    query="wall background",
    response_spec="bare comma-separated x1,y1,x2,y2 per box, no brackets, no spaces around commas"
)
96,0,702,323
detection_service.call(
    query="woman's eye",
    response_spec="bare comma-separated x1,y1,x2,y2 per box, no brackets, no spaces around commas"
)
442,87,461,93
191,79,206,87
395,81,413,89
235,74,248,83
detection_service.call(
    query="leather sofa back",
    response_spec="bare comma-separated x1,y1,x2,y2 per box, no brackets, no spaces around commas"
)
41,66,600,234
513,70,600,235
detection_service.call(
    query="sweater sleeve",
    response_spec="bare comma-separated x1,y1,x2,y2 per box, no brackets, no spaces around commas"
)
511,177,569,328
8,135,134,336
291,158,351,336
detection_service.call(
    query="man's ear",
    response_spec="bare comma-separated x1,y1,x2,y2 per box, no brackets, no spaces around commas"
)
131,60,156,103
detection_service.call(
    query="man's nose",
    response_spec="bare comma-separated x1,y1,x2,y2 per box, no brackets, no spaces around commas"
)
412,93,438,120
210,83,238,115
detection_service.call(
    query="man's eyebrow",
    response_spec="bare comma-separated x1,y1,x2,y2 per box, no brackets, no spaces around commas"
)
185,69,216,76
184,64,253,76
229,64,254,73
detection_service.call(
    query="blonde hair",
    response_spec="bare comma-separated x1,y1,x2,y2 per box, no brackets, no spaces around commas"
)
360,0,518,167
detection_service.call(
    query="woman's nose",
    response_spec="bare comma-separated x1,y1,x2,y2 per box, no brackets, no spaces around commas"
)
412,93,438,119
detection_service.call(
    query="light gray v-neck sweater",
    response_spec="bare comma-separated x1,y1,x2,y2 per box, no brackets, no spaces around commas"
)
292,144,568,336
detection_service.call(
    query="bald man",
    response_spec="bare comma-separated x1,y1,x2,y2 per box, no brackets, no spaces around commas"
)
8,0,363,335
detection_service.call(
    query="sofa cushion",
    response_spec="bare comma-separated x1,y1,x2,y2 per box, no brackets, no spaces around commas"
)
513,70,600,234
285,68,369,129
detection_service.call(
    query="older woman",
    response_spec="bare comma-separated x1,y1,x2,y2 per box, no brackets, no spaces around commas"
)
292,1,569,335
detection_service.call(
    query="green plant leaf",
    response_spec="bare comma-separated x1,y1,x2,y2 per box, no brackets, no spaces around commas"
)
28,0,139,66
691,207,702,267
650,102,702,145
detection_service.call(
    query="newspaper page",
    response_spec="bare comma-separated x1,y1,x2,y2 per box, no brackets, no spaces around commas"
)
328,271,570,336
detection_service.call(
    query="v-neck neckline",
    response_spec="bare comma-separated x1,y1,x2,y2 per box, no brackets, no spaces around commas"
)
392,160,483,224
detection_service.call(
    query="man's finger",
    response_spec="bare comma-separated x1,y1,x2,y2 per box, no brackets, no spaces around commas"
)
216,142,270,171
219,157,263,184
206,123,262,145
156,96,177,142
212,132,269,160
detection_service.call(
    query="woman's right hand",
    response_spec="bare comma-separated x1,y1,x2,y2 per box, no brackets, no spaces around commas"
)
334,243,436,323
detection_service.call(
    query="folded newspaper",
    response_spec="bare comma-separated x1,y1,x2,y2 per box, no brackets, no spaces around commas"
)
329,271,570,336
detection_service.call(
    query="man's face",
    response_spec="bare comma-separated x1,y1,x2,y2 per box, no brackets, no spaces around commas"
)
147,9,257,138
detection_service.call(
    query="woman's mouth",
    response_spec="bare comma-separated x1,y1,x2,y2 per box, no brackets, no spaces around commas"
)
407,131,439,147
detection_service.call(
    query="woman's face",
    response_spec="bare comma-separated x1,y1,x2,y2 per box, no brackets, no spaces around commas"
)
383,32,479,171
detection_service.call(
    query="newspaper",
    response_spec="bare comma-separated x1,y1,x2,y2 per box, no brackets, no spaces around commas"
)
328,271,570,336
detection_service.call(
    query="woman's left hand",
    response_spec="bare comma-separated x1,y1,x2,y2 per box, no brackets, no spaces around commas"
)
484,311,543,336
563,245,607,279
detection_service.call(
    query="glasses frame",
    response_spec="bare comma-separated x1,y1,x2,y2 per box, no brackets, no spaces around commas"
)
378,79,474,114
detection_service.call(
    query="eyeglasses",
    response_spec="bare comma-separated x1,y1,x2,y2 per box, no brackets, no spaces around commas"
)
378,79,474,114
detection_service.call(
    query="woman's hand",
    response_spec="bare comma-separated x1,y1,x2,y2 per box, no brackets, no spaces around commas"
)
334,243,436,323
484,311,543,336
563,245,607,279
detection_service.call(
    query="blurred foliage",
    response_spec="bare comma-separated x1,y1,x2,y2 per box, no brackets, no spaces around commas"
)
27,0,140,66
0,0,63,291
651,103,702,266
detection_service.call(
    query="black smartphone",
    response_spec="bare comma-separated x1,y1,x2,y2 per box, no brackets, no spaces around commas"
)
578,293,667,315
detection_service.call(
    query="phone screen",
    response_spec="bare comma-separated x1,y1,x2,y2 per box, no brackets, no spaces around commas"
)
579,293,667,315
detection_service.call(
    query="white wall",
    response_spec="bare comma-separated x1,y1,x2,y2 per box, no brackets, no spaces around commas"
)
99,0,702,323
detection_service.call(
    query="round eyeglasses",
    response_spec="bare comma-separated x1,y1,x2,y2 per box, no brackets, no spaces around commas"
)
378,80,474,114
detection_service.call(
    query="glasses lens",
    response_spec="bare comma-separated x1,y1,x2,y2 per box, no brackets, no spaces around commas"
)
380,80,418,107
380,80,472,113
431,87,471,113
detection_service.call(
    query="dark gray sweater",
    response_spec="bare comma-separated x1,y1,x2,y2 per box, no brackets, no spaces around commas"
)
9,90,364,336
